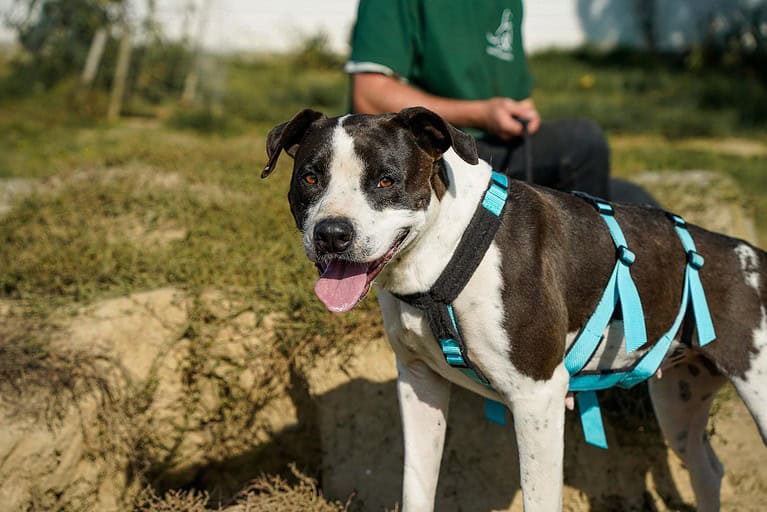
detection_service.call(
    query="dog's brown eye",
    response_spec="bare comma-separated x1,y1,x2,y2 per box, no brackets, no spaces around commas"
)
377,176,394,188
303,172,318,185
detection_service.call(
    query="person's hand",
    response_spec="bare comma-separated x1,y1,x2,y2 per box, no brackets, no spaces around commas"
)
481,97,541,139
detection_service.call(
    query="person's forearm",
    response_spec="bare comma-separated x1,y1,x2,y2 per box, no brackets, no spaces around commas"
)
352,73,540,138
352,73,487,129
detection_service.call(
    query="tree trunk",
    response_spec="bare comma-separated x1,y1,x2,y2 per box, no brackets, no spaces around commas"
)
182,0,212,103
108,28,132,122
81,28,108,87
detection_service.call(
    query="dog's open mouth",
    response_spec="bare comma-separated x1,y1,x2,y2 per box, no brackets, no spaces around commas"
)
314,230,409,313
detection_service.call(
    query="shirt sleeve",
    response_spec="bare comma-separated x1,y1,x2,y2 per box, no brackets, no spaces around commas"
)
345,0,419,81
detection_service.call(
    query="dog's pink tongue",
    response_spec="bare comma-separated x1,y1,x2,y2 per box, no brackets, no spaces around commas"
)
315,260,369,313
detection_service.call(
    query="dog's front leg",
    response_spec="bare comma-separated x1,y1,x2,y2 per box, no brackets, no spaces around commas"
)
397,357,451,512
507,364,569,511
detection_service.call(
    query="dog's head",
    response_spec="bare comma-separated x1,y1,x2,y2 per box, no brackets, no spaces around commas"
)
262,107,478,312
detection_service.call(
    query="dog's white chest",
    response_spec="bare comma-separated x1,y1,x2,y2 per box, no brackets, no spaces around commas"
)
377,243,515,399
378,294,450,374
398,306,431,342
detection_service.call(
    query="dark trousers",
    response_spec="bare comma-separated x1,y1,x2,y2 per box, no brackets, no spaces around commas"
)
476,119,657,206
476,118,610,197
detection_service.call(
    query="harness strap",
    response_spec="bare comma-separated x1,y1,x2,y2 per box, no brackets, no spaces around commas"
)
566,197,717,448
668,214,716,346
576,391,608,449
398,172,508,308
565,192,644,448
441,305,491,385
567,192,647,370
570,261,693,393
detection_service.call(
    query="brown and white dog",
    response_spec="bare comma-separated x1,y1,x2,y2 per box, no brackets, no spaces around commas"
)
263,107,767,512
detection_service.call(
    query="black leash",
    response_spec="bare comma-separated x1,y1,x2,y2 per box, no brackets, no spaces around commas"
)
513,115,534,184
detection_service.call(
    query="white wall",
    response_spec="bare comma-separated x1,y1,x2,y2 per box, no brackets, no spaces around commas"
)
525,0,589,51
1,0,765,53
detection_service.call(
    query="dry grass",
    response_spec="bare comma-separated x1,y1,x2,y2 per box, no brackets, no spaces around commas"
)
135,488,209,512
0,309,120,425
135,465,351,512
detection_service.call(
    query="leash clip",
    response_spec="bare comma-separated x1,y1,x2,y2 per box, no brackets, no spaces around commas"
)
440,338,469,368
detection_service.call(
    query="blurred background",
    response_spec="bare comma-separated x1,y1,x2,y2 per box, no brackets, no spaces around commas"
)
0,1,765,511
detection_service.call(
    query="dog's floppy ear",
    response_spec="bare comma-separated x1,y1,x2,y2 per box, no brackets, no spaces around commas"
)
395,106,479,165
262,109,325,178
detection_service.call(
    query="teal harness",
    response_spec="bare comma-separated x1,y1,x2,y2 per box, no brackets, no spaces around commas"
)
395,171,717,449
565,192,716,447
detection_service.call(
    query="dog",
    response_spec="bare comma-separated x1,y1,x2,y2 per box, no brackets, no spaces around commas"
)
262,106,767,511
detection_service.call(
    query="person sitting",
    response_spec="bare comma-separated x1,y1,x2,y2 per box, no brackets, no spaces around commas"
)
345,0,656,204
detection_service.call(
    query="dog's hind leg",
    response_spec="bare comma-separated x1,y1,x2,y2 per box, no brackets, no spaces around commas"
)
396,358,451,512
649,354,727,512
729,308,767,444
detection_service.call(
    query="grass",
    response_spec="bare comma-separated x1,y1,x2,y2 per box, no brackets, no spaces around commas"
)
0,47,362,363
0,124,379,351
533,48,767,138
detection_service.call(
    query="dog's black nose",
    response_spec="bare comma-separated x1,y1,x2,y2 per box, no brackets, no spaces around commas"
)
314,218,354,255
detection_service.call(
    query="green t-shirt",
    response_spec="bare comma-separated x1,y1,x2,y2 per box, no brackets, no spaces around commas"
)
346,0,533,134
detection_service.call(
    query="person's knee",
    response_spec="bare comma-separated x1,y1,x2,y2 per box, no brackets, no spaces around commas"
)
552,118,610,197
610,178,660,206
572,119,609,167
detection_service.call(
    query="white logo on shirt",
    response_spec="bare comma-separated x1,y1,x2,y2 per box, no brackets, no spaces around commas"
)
486,8,514,61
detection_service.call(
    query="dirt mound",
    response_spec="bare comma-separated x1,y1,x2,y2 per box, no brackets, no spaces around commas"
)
5,288,763,512
306,338,767,512
0,287,297,510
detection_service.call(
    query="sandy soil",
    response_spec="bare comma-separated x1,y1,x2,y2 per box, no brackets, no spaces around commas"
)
308,337,767,512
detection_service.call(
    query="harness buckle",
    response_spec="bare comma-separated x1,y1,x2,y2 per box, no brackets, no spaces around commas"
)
573,191,614,216
483,174,509,217
595,202,614,216
687,250,704,269
618,246,636,266
665,212,687,227
444,354,469,368
491,171,509,189
440,338,469,368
